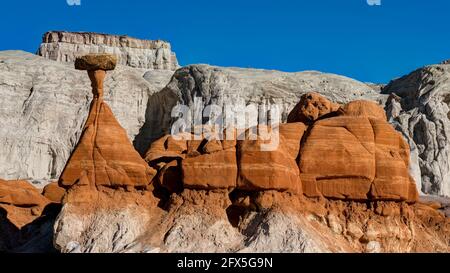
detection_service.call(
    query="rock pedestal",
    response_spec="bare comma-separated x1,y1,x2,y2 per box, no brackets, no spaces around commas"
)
59,54,156,190
54,54,158,252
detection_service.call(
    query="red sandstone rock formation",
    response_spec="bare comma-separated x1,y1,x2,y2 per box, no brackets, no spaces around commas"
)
287,92,340,123
0,179,50,228
145,93,418,203
182,137,238,189
299,99,418,202
59,54,156,190
42,182,66,204
53,54,160,253
237,123,305,192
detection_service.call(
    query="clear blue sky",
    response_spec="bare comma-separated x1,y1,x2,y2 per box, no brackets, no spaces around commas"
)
1,0,449,83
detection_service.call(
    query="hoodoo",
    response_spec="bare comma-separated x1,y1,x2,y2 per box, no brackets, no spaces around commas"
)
59,54,156,190
144,93,419,203
53,54,158,253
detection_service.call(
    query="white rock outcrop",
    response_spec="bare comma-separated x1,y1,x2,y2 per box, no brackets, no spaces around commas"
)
384,64,450,196
38,31,179,70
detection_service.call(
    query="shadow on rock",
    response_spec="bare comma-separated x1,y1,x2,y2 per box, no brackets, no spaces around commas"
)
0,203,61,253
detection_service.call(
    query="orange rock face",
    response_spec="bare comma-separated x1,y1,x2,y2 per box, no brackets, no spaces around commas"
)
339,100,387,120
59,98,156,189
145,125,306,192
287,92,340,123
144,94,418,202
299,116,375,200
299,100,418,202
42,182,66,204
237,123,305,192
182,138,238,189
0,179,50,228
144,134,188,162
144,133,190,192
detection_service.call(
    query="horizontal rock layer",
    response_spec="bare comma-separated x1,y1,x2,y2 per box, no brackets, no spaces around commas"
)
38,31,179,70
52,188,449,253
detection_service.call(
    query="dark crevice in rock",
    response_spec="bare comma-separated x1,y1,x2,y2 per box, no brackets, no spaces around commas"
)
226,189,253,229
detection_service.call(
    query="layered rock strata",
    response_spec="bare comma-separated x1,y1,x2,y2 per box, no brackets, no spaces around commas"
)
145,93,418,203
38,31,179,70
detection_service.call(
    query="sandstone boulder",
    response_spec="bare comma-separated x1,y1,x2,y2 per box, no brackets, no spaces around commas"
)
299,99,418,202
339,100,387,120
287,92,340,123
144,133,192,192
42,182,66,204
144,134,188,163
182,138,238,189
238,124,305,192
299,116,376,200
369,118,416,201
0,179,50,228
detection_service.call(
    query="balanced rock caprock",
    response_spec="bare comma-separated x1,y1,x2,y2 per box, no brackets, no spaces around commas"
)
59,54,156,190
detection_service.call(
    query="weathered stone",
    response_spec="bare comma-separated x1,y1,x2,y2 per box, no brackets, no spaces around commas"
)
238,124,304,192
144,134,188,163
74,54,117,71
339,100,387,120
0,51,173,181
59,62,156,189
42,182,66,204
38,31,179,70
300,116,376,200
369,118,412,201
299,99,418,201
182,139,237,189
383,64,450,197
0,179,50,228
53,58,160,253
287,92,340,123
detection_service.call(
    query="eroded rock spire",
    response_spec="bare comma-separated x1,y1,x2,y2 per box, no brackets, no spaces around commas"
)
59,54,155,191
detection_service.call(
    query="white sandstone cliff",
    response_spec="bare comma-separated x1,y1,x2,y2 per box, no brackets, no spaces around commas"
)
38,31,179,70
